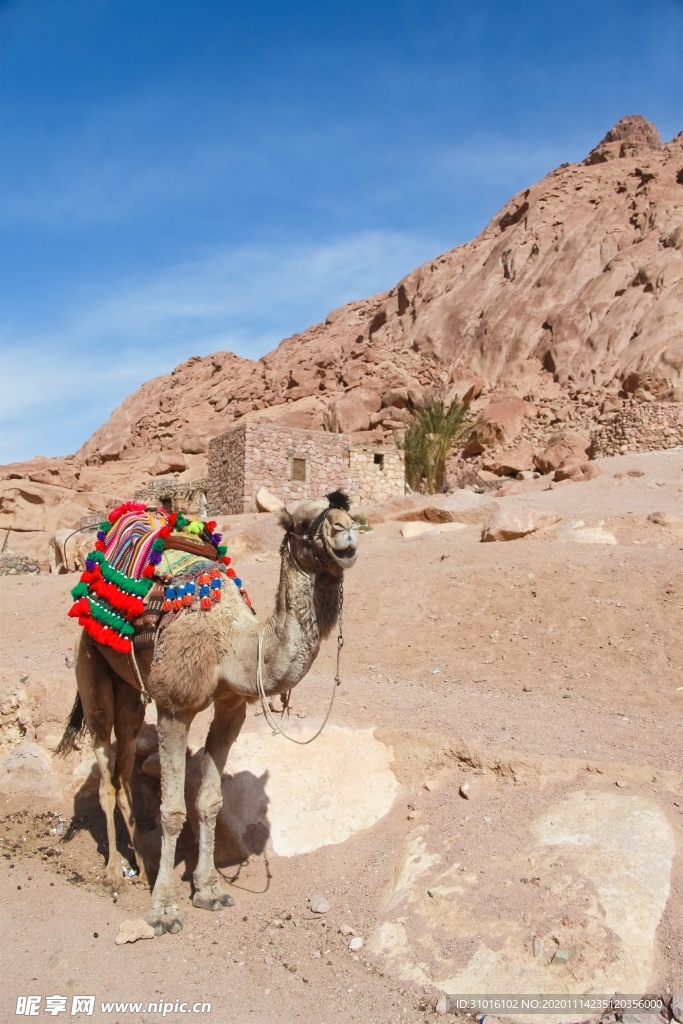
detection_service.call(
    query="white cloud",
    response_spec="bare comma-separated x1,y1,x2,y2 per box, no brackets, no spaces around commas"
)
0,228,441,462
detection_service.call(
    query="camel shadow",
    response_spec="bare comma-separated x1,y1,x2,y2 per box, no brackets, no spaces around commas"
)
64,750,271,894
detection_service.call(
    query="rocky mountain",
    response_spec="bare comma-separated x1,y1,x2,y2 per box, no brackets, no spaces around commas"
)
1,115,682,560
77,114,682,463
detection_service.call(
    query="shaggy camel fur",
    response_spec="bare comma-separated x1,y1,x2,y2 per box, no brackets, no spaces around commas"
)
60,497,358,934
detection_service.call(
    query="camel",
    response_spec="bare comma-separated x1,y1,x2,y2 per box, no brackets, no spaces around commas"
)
58,494,359,934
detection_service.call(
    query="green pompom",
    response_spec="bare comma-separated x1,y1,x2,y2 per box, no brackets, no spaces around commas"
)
71,582,88,600
152,538,165,552
99,521,110,532
217,545,227,556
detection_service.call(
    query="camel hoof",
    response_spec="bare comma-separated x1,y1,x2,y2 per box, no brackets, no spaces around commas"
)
192,891,234,911
102,873,127,896
145,908,182,935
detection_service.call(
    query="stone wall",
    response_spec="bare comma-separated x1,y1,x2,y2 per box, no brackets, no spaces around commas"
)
590,402,683,457
348,445,405,504
208,423,405,514
134,478,209,516
207,423,248,515
0,553,41,575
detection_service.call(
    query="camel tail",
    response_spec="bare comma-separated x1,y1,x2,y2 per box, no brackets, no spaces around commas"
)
56,693,86,756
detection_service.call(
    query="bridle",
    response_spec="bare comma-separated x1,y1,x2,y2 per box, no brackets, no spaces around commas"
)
257,506,354,744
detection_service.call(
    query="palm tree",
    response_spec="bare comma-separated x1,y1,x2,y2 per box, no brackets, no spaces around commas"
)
398,397,476,493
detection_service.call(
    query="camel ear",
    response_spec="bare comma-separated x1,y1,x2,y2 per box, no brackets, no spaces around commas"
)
277,508,293,532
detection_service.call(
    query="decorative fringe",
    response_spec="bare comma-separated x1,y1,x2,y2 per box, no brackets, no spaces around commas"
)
67,502,253,639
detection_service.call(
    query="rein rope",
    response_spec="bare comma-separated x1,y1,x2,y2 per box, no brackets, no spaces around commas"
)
256,579,345,745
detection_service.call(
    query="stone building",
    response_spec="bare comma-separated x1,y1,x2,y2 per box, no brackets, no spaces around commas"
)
207,422,404,515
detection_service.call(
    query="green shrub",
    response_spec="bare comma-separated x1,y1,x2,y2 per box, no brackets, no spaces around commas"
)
397,397,476,493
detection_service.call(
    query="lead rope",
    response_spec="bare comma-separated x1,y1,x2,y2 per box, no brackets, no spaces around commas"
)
127,650,152,706
256,581,344,745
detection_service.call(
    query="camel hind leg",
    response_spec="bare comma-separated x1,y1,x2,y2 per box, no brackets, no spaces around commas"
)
73,634,126,892
113,678,150,884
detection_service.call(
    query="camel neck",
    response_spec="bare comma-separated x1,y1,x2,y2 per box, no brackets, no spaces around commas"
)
258,546,341,692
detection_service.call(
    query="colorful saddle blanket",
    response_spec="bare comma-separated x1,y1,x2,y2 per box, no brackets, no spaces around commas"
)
68,501,253,655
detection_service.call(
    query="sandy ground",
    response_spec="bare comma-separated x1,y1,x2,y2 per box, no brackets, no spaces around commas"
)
0,449,681,1024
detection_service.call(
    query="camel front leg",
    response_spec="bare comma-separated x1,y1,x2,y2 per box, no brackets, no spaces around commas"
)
146,708,192,935
192,696,246,911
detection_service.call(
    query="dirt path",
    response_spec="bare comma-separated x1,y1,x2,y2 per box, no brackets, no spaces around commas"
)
1,449,681,1023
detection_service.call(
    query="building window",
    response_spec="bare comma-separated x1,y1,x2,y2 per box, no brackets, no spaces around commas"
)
290,457,308,482
374,453,385,471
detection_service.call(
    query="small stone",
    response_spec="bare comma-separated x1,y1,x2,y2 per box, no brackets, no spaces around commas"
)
308,894,330,914
348,936,364,951
671,994,683,1023
522,685,532,692
338,924,356,937
616,779,629,788
435,996,450,1015
115,918,156,945
551,949,570,964
459,781,471,800
532,936,543,958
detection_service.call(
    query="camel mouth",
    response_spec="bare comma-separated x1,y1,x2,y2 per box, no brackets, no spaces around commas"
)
332,544,358,568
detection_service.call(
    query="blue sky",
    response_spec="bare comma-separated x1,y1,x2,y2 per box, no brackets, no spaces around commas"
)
1,0,681,463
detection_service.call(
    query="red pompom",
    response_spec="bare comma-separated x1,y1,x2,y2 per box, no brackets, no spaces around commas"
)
211,589,221,603
221,556,231,566
161,600,172,613
159,525,172,538
80,570,93,584
200,596,212,611
173,598,183,611
142,564,155,578
205,520,217,533
227,568,236,579
94,541,105,551
210,567,221,580
183,594,193,606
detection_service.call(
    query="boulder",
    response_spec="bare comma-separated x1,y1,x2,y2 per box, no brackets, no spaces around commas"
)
473,397,532,446
534,431,591,474
324,392,377,434
382,387,410,409
255,487,285,513
481,505,562,542
483,442,535,476
177,432,207,454
494,481,524,498
400,521,438,538
554,456,602,483
150,451,188,476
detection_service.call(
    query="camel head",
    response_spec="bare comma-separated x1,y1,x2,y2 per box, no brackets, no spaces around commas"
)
278,490,359,575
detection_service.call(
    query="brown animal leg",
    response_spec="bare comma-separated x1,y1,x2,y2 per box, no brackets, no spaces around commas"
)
146,707,192,935
192,696,246,911
74,634,127,892
112,679,149,884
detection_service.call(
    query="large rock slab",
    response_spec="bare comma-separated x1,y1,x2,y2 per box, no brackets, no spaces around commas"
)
368,787,675,1013
0,741,56,800
187,726,399,859
481,505,561,541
